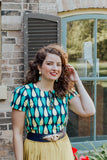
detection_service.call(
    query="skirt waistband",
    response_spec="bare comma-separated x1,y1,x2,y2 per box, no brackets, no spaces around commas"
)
27,130,65,142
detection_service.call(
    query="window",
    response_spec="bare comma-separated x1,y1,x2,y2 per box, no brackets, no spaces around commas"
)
62,14,107,147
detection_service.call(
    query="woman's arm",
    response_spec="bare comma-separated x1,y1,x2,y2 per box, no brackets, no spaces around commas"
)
68,65,96,117
12,109,25,160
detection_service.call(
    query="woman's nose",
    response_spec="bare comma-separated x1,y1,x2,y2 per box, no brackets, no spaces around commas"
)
52,64,57,70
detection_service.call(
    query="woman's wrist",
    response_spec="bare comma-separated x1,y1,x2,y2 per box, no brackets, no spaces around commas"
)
75,77,82,87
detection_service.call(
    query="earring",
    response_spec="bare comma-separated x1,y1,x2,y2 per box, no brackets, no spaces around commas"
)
39,71,41,75
55,79,58,82
39,71,41,81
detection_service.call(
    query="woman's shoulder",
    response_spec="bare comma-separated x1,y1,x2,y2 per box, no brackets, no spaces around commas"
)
13,83,33,95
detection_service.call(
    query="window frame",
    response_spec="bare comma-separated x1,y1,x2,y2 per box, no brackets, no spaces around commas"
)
61,14,107,148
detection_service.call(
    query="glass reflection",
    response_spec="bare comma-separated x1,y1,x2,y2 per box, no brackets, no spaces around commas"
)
97,20,107,77
96,81,107,139
67,20,94,77
67,81,94,140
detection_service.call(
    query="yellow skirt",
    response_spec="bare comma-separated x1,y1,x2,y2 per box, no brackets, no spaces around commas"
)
23,134,74,160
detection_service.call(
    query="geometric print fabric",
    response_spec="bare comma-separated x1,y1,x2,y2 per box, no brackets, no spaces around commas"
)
10,83,76,134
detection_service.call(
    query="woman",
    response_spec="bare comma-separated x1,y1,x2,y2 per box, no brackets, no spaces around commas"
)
10,44,95,160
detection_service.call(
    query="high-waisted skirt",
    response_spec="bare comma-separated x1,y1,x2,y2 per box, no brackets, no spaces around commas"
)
23,134,74,160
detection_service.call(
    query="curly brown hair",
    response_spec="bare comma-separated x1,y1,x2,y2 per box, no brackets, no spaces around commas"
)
24,44,73,98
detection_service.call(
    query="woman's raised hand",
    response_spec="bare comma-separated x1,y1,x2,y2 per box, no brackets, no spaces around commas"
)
67,64,79,82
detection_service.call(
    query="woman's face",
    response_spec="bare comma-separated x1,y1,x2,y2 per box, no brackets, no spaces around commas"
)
39,53,62,82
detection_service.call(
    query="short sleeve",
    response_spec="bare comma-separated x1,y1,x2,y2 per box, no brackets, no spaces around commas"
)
10,86,28,112
67,89,79,100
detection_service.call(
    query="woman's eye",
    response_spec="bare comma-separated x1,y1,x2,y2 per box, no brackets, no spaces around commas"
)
47,62,53,65
46,62,62,66
57,63,62,67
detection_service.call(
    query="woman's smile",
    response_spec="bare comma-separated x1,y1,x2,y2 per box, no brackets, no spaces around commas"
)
50,71,58,76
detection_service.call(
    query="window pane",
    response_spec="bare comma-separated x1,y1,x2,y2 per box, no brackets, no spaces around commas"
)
67,19,95,77
67,81,94,141
96,81,107,140
97,20,107,77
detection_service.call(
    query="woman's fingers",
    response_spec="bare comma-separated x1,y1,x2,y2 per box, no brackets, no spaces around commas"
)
67,64,75,72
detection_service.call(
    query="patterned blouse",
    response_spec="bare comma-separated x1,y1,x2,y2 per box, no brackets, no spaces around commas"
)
10,83,78,134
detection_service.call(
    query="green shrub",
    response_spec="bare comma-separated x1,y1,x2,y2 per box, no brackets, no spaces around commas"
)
79,143,107,160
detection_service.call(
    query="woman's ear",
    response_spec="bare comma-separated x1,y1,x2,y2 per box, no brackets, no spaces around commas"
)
37,65,41,72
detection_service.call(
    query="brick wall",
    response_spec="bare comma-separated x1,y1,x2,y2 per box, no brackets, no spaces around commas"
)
0,0,57,159
0,112,14,160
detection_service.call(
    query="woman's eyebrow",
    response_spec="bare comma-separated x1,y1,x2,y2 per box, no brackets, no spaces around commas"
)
46,61,61,63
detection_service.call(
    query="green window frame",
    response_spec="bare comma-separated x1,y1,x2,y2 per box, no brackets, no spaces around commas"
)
61,14,107,149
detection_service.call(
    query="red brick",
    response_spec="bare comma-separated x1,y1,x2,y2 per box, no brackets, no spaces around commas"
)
14,79,24,84
9,124,12,130
2,59,9,65
2,38,16,44
14,45,24,52
23,3,29,10
2,52,12,59
7,31,23,37
0,150,8,157
0,113,5,117
12,72,24,78
13,66,18,71
9,59,24,65
0,143,15,160
11,52,24,58
0,125,7,130
6,112,11,117
19,65,24,71
29,3,39,10
1,73,10,78
0,118,11,124
2,66,12,72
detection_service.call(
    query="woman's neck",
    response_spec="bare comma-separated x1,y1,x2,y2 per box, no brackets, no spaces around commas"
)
36,80,54,92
